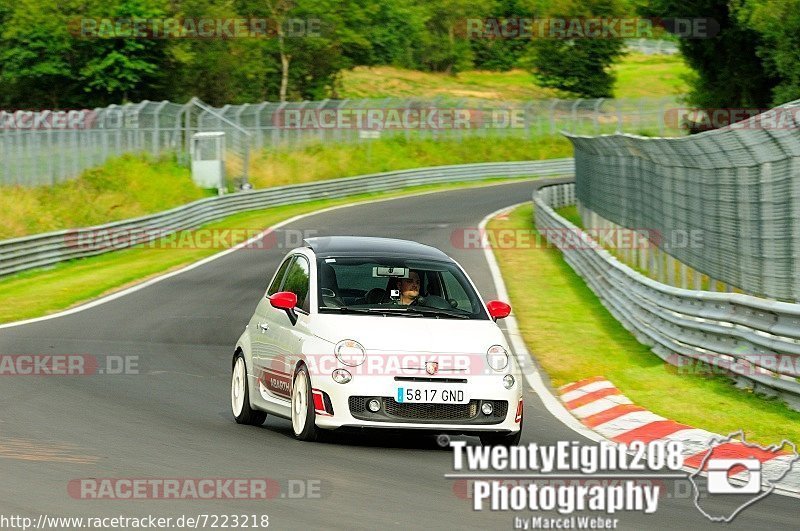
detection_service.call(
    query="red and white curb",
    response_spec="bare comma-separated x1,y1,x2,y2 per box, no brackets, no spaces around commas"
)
559,377,800,494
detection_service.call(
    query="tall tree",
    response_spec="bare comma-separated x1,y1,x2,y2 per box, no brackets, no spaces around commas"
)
411,0,492,74
0,0,84,107
643,0,778,108
234,0,372,101
351,0,427,69
524,0,627,98
0,0,170,107
76,0,169,104
736,0,800,106
165,0,273,105
262,0,292,102
470,0,536,71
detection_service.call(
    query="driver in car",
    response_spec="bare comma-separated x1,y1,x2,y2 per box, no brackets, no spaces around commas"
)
395,270,421,305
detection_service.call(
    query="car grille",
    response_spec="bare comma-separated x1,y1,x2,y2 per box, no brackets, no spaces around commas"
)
349,396,508,424
384,399,479,420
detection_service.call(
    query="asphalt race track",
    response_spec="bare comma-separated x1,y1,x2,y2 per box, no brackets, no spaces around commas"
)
1,180,796,530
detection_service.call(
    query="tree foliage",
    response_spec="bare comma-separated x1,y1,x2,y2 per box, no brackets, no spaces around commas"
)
524,0,627,98
469,0,536,71
642,0,778,108
735,0,800,106
1,0,800,108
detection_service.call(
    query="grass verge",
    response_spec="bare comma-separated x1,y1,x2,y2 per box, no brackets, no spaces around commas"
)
0,154,212,240
248,135,572,188
0,177,536,325
2,136,572,239
489,203,800,445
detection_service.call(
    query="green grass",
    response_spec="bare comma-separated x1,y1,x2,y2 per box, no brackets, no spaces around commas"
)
249,135,573,188
338,53,690,101
555,204,582,226
2,136,572,239
338,66,563,101
0,154,212,240
489,203,800,446
612,53,692,99
0,177,536,324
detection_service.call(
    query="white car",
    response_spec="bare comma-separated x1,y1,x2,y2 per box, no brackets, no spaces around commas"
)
230,236,523,445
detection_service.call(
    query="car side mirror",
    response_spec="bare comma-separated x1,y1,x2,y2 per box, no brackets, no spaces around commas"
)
270,291,298,325
486,300,511,320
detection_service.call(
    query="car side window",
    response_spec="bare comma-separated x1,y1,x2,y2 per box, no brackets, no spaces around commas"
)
281,256,311,312
267,257,293,296
442,271,473,312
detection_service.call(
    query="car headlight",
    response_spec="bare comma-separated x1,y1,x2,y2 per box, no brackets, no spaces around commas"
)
486,345,509,372
335,339,366,367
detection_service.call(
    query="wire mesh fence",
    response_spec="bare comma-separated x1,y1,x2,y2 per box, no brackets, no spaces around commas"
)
567,98,800,302
0,96,682,188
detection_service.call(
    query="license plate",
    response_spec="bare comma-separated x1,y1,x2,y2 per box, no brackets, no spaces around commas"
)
396,386,469,404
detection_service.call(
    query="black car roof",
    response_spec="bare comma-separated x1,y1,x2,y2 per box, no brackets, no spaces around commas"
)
303,236,452,261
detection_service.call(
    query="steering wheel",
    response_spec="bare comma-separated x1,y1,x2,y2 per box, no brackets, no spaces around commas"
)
365,288,387,304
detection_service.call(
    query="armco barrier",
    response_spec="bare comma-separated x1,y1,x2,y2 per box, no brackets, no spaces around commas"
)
533,180,800,411
0,159,573,278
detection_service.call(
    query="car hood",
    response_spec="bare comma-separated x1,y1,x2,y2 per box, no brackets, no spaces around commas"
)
311,314,508,353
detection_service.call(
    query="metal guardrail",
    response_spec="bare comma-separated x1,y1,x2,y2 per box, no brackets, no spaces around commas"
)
534,180,800,411
0,159,574,279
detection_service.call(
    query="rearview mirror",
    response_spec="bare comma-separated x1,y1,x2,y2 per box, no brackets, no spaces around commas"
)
270,291,298,324
486,300,511,320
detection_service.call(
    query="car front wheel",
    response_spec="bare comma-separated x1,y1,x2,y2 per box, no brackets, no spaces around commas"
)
291,365,319,441
231,353,267,426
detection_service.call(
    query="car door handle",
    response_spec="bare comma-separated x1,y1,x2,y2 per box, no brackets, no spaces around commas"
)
258,322,270,333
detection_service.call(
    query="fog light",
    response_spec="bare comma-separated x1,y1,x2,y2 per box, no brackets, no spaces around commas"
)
481,402,494,415
367,399,381,412
503,374,515,389
332,369,352,384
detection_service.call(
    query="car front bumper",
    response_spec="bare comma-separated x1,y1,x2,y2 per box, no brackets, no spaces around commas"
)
311,374,523,433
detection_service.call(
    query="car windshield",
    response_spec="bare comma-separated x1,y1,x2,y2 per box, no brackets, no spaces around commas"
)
316,257,488,320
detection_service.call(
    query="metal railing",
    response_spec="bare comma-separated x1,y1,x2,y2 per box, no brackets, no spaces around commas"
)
0,159,574,279
1,96,681,187
534,180,800,411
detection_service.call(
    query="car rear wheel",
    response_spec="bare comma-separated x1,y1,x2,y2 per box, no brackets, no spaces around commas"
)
231,354,267,426
291,365,319,441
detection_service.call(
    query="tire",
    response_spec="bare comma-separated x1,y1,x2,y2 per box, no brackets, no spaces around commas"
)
479,417,522,447
291,365,319,441
231,353,267,426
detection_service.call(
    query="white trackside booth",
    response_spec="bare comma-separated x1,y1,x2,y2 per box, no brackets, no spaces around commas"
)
190,132,226,189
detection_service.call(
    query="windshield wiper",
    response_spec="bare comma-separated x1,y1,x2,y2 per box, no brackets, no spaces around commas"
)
405,306,469,319
319,306,423,316
320,305,468,319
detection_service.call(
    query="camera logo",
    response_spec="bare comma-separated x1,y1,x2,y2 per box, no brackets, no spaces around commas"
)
706,458,761,494
689,430,799,522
